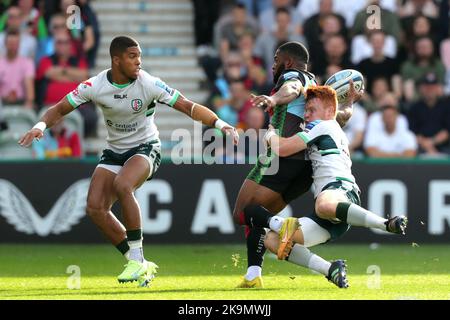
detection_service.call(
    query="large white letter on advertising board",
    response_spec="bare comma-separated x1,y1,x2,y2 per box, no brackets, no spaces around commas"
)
136,180,172,234
368,180,407,234
191,180,234,234
429,181,450,235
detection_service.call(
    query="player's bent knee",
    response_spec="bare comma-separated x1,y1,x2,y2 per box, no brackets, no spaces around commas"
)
315,200,336,219
86,204,107,219
112,178,134,197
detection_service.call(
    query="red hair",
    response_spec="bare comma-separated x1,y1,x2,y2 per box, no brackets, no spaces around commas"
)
306,86,338,117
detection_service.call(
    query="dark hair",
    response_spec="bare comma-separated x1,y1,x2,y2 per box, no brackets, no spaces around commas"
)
5,29,19,43
275,7,290,16
6,29,19,37
381,105,398,112
234,3,246,10
110,36,139,58
278,41,309,66
367,29,386,40
413,35,437,64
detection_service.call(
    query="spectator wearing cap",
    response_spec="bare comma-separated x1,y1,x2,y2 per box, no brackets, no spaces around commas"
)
364,104,417,158
408,72,450,155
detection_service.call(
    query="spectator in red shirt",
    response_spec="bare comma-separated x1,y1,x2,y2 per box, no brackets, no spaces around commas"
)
36,31,88,106
32,119,82,159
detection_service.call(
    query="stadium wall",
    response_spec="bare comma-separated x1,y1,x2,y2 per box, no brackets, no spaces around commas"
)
0,159,449,243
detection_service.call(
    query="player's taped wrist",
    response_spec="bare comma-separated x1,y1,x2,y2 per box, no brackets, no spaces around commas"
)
33,121,46,132
214,119,230,130
264,130,277,146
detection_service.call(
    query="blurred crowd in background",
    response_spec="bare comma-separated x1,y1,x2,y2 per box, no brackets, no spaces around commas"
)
194,0,450,159
0,0,450,161
0,0,98,159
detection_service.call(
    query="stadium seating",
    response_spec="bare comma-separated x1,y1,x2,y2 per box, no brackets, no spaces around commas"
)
1,106,37,135
0,107,35,159
0,130,33,159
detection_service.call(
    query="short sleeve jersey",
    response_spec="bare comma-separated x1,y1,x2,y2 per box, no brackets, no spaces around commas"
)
297,120,356,197
66,69,180,152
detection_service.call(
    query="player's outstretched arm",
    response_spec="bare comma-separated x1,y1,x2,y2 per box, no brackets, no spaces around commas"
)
336,79,364,127
251,79,303,113
172,94,239,145
264,124,306,157
18,97,74,147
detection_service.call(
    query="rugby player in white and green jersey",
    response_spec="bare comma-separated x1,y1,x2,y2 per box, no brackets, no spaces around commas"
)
262,86,407,288
19,36,239,287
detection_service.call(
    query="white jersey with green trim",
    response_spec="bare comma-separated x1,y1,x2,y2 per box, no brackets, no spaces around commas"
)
66,69,180,152
297,119,356,197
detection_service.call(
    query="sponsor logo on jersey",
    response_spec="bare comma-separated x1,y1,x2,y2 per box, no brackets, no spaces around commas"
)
81,81,92,89
155,80,174,96
114,94,128,99
306,120,321,131
131,99,143,113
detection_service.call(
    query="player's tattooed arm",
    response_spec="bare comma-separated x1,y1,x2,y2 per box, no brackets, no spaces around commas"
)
264,124,306,157
252,79,303,113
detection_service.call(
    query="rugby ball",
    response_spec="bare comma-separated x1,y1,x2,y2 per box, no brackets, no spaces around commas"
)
325,69,364,104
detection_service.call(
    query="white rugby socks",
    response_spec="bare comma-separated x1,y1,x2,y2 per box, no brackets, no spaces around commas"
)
245,266,262,281
288,244,331,276
269,216,285,233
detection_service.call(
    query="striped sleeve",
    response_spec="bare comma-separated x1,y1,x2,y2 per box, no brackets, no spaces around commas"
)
66,79,94,108
142,71,180,107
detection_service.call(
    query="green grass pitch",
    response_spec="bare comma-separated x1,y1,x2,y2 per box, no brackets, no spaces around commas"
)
0,244,449,300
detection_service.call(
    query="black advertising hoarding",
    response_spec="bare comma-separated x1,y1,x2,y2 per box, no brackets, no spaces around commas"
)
0,160,449,243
